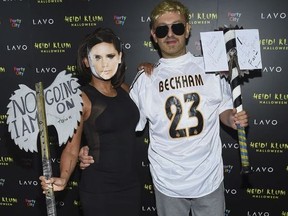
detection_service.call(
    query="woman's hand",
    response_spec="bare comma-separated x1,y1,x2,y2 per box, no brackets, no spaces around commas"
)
137,62,154,76
39,176,67,194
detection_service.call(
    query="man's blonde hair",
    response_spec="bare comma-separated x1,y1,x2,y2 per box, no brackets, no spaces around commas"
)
150,0,190,27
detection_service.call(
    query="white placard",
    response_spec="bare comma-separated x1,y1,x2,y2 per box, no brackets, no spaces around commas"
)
6,71,83,152
200,31,229,72
235,29,262,70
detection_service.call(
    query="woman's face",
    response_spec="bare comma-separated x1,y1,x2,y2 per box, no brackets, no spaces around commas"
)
86,42,122,80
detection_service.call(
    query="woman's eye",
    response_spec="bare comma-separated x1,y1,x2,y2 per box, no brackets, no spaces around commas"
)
94,55,101,60
107,54,116,59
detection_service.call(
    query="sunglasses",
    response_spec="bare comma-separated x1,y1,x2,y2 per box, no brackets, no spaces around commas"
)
154,23,186,38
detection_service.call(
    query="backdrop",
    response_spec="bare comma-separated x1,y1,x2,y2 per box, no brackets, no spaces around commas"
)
0,0,287,215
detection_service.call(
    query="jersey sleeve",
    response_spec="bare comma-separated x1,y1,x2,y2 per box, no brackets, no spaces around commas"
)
129,70,148,131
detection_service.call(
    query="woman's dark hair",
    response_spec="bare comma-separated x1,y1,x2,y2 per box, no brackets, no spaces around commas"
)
77,27,126,88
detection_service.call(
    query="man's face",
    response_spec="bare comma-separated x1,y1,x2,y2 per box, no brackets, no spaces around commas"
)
86,42,122,80
151,12,191,58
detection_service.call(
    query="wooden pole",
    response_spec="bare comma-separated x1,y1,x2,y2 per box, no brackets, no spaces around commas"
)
35,82,57,216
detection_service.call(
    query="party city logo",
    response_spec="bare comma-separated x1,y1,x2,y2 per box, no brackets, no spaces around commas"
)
260,12,287,20
0,66,6,73
0,156,14,166
34,41,72,53
64,15,103,27
253,93,288,105
37,0,63,4
10,18,21,28
25,199,36,207
0,114,8,124
0,197,18,206
260,38,288,51
13,66,25,76
114,15,127,26
224,165,233,173
0,178,5,186
190,12,218,25
228,12,241,22
250,141,288,154
246,188,286,199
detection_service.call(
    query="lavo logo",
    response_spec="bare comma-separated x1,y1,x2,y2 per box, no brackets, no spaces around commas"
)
261,12,287,19
6,44,28,51
252,166,274,173
142,206,156,211
32,18,54,25
222,143,239,149
247,211,270,216
51,158,60,163
225,189,237,195
140,16,151,23
35,67,57,73
262,66,282,73
253,119,278,126
19,180,38,186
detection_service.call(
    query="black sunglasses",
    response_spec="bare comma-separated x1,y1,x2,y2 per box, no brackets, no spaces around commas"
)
155,23,186,38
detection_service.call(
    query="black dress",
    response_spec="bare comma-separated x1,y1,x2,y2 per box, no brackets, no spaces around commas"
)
79,85,141,216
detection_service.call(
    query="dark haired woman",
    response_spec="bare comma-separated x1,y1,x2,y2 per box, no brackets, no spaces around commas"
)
39,27,141,216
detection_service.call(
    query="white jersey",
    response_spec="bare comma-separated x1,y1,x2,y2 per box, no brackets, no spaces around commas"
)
130,52,233,198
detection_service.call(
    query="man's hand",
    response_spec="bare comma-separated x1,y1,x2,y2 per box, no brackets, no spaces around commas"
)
231,108,248,130
78,146,94,170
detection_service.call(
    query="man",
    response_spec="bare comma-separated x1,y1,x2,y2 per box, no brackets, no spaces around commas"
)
79,0,248,215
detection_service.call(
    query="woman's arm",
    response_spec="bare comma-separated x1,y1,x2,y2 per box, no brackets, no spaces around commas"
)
40,92,90,192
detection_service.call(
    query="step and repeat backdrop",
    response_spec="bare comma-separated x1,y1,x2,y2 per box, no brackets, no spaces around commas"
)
0,0,287,215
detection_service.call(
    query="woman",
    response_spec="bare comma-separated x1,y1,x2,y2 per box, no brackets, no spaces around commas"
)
39,27,141,216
